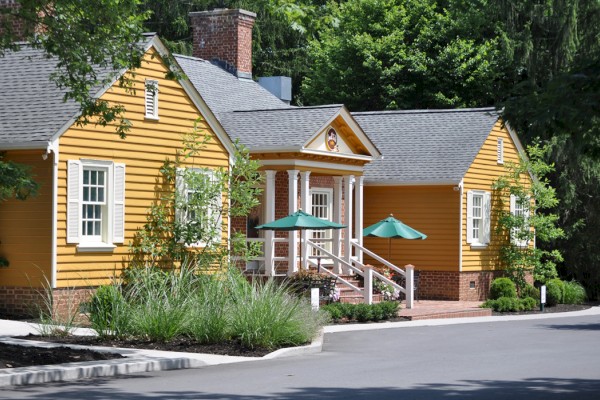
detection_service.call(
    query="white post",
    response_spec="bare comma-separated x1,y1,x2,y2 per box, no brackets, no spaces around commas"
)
310,287,320,311
363,264,373,305
405,264,414,309
300,171,311,270
333,177,343,274
264,170,276,276
354,175,364,265
288,169,300,275
343,175,354,274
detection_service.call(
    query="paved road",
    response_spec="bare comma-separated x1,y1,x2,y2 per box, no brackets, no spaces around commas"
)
3,313,600,399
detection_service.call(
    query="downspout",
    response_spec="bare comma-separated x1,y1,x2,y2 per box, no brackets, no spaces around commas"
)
458,179,464,272
47,139,59,288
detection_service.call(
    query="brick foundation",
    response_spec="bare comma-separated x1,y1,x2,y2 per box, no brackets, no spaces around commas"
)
0,286,95,319
417,270,532,301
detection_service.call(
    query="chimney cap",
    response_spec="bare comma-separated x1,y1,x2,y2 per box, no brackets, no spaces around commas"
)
189,8,257,19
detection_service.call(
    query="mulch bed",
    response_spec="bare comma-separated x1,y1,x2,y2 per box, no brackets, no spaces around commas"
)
0,343,124,369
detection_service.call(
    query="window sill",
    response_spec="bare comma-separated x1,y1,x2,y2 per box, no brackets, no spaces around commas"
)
144,115,159,121
77,243,117,253
469,243,488,250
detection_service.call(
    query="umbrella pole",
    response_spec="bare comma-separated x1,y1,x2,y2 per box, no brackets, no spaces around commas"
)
388,238,391,261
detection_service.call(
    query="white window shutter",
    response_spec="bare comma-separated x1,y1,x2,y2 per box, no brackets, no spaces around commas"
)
510,194,516,214
113,163,126,243
67,160,82,243
466,190,474,244
483,192,491,244
212,171,223,243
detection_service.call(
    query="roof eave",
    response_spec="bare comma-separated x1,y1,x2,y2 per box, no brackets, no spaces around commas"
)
363,179,460,187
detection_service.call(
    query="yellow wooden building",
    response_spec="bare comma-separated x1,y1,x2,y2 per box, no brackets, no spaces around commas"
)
354,109,532,301
0,35,234,315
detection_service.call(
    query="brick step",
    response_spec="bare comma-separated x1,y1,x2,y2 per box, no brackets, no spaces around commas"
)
338,293,384,304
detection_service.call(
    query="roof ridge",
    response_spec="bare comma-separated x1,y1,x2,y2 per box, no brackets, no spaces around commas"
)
228,104,342,114
352,107,497,116
173,53,209,63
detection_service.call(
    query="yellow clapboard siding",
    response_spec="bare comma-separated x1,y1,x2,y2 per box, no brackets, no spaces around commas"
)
363,185,460,271
461,120,532,271
0,151,53,288
54,47,231,288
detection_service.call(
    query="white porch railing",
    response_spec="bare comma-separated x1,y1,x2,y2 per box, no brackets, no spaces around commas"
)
351,241,414,309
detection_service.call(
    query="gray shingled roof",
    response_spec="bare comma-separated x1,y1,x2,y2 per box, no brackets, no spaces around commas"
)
0,35,154,148
174,54,290,120
219,105,343,150
353,108,499,184
0,45,81,147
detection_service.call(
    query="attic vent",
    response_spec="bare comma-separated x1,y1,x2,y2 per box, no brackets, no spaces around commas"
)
145,79,159,120
497,137,504,164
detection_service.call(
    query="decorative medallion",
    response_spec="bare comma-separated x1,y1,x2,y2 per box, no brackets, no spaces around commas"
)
326,127,338,151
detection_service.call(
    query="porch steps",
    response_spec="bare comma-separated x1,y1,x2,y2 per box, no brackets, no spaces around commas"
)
336,275,384,304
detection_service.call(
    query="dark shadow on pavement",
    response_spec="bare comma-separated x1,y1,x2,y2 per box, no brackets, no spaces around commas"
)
4,377,600,400
544,323,600,331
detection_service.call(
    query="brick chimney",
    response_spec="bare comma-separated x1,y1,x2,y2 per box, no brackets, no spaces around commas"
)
189,9,257,80
0,0,28,41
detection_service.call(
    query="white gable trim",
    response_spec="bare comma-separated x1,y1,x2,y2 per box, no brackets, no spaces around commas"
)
303,106,382,159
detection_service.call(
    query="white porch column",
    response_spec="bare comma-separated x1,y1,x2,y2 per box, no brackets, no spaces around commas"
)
264,170,276,276
343,175,354,273
300,171,311,270
332,177,343,274
354,175,364,265
405,264,414,309
288,169,300,275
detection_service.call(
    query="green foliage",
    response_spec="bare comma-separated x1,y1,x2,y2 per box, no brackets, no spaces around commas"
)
521,284,540,301
562,280,587,305
130,122,263,269
321,301,399,323
301,0,502,110
546,278,565,306
1,0,153,138
87,284,130,337
0,153,39,202
489,278,517,300
481,296,537,312
492,144,564,292
87,266,326,348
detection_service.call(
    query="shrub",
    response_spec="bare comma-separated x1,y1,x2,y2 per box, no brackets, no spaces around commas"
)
490,278,517,300
481,296,537,312
354,304,373,322
562,280,587,305
229,276,328,349
521,284,540,301
546,278,565,306
88,284,130,338
186,274,231,344
321,301,399,322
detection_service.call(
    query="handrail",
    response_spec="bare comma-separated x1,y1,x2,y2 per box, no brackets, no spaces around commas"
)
350,251,406,295
306,240,363,277
306,258,362,294
351,241,406,277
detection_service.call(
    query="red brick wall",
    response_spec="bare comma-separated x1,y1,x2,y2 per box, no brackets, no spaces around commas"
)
0,286,94,319
0,0,29,41
190,9,256,77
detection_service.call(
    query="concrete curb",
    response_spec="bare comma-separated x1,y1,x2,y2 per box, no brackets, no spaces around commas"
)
324,305,600,333
0,331,323,387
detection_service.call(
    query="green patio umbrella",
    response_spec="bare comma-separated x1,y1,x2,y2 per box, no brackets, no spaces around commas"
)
256,210,346,267
363,214,427,260
256,210,346,231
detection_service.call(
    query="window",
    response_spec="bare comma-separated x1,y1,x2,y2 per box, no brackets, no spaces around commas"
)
176,168,222,247
145,79,159,119
497,137,504,164
67,160,125,251
510,194,530,247
311,188,333,256
467,190,491,246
